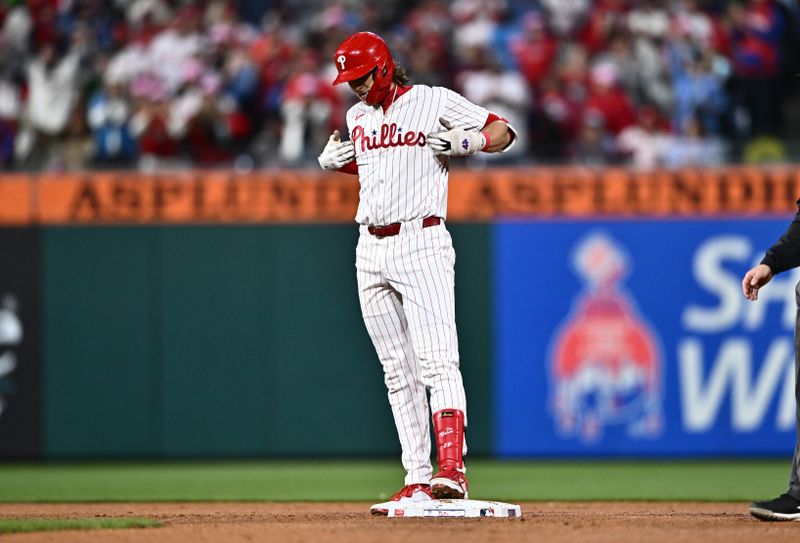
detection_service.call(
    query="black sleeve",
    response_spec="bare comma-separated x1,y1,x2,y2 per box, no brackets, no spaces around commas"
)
761,200,800,274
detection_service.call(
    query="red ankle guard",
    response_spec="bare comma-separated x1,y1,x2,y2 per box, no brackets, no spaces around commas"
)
432,409,465,471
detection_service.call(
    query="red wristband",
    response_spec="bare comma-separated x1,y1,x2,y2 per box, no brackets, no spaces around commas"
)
480,131,490,151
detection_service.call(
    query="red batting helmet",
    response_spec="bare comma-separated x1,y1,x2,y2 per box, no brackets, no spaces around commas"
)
332,31,395,105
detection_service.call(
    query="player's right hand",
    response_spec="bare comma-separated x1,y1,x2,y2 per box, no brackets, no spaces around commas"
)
427,118,486,157
318,130,355,170
742,263,773,301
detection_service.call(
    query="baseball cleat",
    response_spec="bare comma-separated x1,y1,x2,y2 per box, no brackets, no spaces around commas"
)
430,469,468,500
750,493,800,521
370,484,433,516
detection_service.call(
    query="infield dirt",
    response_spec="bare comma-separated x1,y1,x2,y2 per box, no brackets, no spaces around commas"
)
0,502,790,542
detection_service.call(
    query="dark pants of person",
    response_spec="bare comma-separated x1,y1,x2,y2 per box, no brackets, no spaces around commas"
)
790,282,800,498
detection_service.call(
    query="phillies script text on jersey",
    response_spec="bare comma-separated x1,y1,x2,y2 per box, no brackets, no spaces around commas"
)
347,85,490,227
351,123,426,152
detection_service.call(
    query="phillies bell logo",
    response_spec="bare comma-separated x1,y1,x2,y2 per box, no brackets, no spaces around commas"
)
548,232,664,443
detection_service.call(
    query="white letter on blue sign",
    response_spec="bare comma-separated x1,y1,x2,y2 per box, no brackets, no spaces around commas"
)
683,237,750,333
679,337,793,432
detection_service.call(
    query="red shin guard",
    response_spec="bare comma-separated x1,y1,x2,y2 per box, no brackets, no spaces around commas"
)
432,409,465,471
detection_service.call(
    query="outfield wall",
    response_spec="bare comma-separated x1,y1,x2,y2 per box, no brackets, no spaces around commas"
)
0,166,797,459
0,224,493,459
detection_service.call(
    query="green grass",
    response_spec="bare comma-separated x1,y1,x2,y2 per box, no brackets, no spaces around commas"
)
0,518,161,534
0,459,788,502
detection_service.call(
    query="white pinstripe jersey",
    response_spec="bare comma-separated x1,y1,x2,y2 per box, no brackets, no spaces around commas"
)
346,85,489,226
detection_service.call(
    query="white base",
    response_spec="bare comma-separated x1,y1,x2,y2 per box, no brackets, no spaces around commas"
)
385,499,522,518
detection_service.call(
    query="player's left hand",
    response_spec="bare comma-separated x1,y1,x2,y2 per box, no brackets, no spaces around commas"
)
427,118,486,157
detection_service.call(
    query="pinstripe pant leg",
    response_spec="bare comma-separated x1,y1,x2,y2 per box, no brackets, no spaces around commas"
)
388,226,468,445
357,236,432,485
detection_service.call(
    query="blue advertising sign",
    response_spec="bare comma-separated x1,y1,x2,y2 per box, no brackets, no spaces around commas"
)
494,219,798,457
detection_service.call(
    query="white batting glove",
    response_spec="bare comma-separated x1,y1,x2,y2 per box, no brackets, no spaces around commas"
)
318,130,355,170
426,118,487,157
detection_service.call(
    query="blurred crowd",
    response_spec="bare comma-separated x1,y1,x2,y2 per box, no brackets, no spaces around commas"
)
0,0,798,172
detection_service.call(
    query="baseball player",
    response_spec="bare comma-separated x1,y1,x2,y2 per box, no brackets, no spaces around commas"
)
744,211,800,521
317,31,517,515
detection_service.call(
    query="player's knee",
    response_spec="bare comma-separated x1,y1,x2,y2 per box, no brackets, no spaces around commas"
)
419,359,461,382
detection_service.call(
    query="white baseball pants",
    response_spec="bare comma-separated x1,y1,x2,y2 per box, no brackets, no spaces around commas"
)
356,220,467,485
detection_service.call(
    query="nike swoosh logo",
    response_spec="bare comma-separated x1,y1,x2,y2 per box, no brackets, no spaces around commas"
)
355,113,365,120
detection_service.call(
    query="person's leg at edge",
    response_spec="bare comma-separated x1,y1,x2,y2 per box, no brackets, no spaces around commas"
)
788,280,800,499
750,280,800,520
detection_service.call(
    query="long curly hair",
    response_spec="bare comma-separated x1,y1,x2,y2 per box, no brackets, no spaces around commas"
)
393,63,410,85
